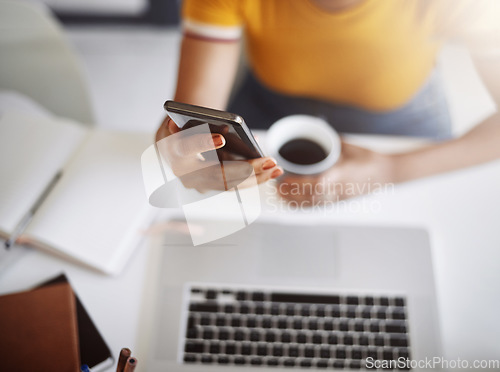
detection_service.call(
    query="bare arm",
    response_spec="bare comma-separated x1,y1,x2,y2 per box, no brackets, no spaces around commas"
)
157,35,241,141
393,52,500,182
173,35,242,110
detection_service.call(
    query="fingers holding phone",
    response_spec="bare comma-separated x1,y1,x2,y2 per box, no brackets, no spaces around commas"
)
155,101,282,192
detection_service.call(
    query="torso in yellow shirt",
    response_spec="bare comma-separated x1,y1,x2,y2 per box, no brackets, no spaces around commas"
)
183,0,440,111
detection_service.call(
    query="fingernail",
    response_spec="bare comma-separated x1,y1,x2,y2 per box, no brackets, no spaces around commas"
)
262,158,277,170
271,168,283,179
212,134,224,147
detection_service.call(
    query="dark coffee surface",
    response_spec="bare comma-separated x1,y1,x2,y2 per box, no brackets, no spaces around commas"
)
279,138,327,165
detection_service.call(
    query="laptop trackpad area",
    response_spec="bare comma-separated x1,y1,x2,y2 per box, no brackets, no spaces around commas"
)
254,223,337,280
162,221,337,285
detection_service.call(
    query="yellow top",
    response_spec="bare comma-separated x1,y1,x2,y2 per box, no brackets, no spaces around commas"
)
182,0,497,111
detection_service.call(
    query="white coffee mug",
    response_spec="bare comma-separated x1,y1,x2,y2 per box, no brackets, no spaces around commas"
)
266,115,341,175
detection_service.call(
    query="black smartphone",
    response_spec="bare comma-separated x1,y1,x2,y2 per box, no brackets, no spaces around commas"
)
164,100,264,160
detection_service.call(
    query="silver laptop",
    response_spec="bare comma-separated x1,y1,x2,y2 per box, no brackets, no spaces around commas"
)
144,220,441,371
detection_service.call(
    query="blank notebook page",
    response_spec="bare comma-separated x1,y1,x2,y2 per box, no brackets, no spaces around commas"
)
24,130,154,274
0,111,87,235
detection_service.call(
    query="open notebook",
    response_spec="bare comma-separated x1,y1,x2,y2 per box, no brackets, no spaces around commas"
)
0,103,156,275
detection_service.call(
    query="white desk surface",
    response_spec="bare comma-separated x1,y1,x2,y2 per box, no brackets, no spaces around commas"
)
1,134,500,371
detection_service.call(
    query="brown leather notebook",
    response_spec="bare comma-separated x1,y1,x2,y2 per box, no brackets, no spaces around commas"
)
0,282,80,372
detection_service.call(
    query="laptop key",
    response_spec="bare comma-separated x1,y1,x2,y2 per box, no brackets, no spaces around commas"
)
383,349,395,360
205,290,217,300
344,334,354,345
316,305,326,317
379,297,389,306
370,322,380,333
201,355,213,364
316,359,328,368
250,331,260,342
351,347,363,360
364,296,375,306
246,316,257,328
284,359,296,367
255,303,265,315
293,318,302,329
281,332,292,343
225,342,236,354
200,315,211,326
308,319,318,330
257,343,268,356
374,335,385,346
391,308,406,320
359,335,369,346
289,345,300,357
186,328,197,339
192,302,218,313
234,330,245,341
389,334,409,347
304,346,315,358
395,297,406,307
339,321,349,331
278,317,288,329
234,356,246,365
296,332,307,343
271,293,340,305
349,360,362,369
250,357,263,365
241,342,252,355
273,345,283,357
336,348,347,359
324,320,334,331
262,317,272,328
266,331,276,342
328,334,338,344
218,328,230,340
312,332,323,344
217,356,229,364
267,358,279,366
209,343,220,354
183,354,196,363
300,359,313,367
240,304,250,314
215,315,226,326
320,346,331,358
185,341,204,353
385,321,407,334
224,304,234,313
230,317,241,327
202,329,213,340
333,360,344,369
252,292,265,301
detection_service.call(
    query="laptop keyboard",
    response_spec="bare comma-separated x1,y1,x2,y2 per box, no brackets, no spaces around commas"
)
182,285,411,369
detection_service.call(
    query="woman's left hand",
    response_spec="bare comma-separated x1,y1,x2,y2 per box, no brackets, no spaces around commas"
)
277,142,396,204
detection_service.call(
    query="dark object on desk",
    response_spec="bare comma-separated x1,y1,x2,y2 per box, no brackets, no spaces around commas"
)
117,348,138,372
37,273,114,371
0,282,80,372
116,348,131,371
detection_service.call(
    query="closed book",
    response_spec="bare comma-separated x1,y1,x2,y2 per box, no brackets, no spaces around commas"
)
0,282,80,372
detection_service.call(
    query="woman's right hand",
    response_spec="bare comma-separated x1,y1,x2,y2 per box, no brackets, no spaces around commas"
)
155,117,283,193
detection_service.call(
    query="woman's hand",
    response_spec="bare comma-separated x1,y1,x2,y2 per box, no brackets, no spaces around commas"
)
155,117,283,192
277,142,396,204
